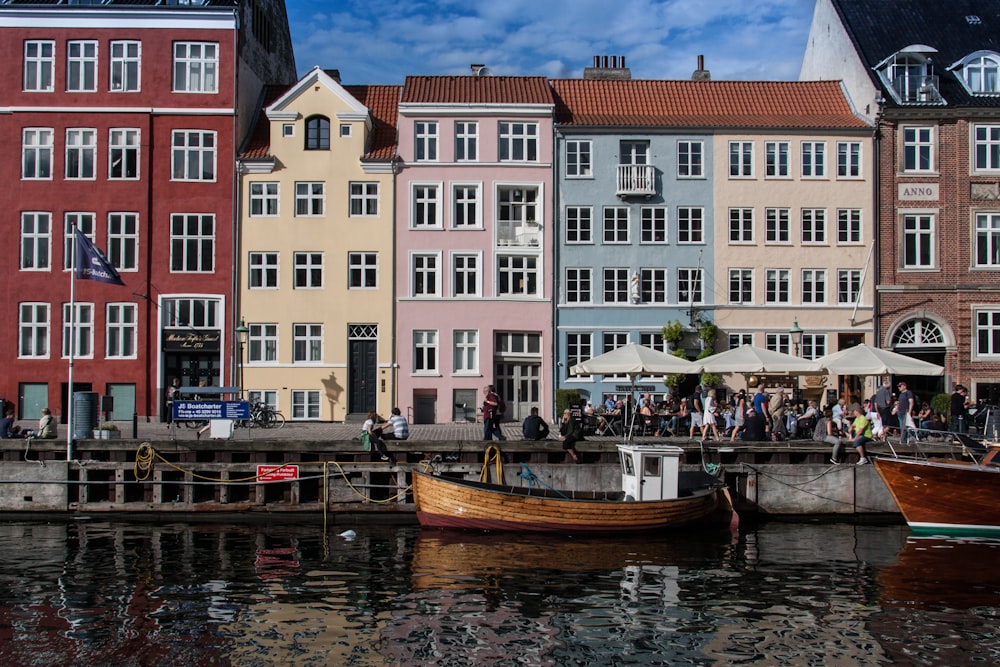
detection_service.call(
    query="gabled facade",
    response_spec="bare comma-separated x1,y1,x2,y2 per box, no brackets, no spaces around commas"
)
395,74,555,424
802,0,1000,401
0,0,295,424
237,68,400,421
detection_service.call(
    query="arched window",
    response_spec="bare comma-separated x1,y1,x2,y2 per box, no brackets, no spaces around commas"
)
892,319,945,348
965,54,1000,93
305,115,330,150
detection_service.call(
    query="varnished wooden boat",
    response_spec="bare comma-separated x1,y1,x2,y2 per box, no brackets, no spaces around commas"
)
873,441,1000,535
412,444,734,534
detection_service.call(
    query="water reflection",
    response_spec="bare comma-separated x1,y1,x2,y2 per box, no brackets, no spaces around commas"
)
0,520,997,665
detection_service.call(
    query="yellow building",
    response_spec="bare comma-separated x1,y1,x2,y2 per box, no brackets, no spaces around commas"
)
237,67,400,421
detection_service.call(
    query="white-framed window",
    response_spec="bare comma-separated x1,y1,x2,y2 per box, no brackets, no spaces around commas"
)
976,213,1000,267
172,42,218,93
603,268,629,303
453,329,479,374
349,252,378,289
603,332,629,356
566,206,592,244
109,128,140,179
452,184,480,228
640,268,667,303
411,253,440,297
171,130,216,181
24,40,54,92
766,333,791,354
801,333,826,360
248,323,278,363
305,115,329,150
765,208,790,243
903,213,935,268
801,209,826,244
106,303,137,359
293,252,323,289
765,141,789,177
66,40,97,92
250,182,279,217
62,302,93,358
295,182,325,217
248,251,279,288
107,212,139,272
19,303,50,358
413,330,438,374
248,390,278,410
169,213,214,272
837,209,862,244
340,124,351,138
21,212,50,271
640,207,667,243
282,123,294,137
65,128,96,179
974,125,1000,172
678,140,703,178
566,333,593,376
415,121,438,161
499,122,538,161
455,121,478,161
964,55,1000,94
639,332,667,353
63,212,95,271
162,297,220,329
729,208,754,243
837,141,862,178
729,141,753,177
451,253,480,297
292,324,322,363
677,268,703,304
729,268,753,304
349,182,379,216
729,333,753,349
565,267,591,303
22,128,53,179
977,310,1000,357
497,254,538,296
566,139,592,177
838,269,862,305
603,207,629,243
110,40,140,92
903,127,934,172
291,390,321,419
765,269,790,304
411,184,441,227
677,207,704,244
802,269,827,304
801,141,826,177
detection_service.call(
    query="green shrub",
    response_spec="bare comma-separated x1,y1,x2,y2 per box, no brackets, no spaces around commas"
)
930,392,950,416
556,389,582,417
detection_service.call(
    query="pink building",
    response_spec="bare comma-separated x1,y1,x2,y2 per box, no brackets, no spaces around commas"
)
395,72,555,423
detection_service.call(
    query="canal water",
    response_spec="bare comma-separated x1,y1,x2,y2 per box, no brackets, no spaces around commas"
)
1,518,998,666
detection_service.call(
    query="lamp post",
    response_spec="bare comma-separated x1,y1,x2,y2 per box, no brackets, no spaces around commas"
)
789,319,804,357
236,318,249,399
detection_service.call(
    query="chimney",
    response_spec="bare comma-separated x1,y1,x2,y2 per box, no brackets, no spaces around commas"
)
692,55,711,81
323,68,342,83
583,55,631,80
470,63,492,76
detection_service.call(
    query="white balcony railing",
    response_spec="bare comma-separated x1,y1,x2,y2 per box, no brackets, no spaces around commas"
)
497,220,540,246
616,164,656,197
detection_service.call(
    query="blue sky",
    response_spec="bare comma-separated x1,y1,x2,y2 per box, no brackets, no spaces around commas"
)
284,0,817,84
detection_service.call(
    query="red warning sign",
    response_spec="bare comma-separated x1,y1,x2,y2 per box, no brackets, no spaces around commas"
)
257,465,299,482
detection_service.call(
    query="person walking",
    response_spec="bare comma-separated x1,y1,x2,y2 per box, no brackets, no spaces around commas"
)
701,389,720,441
896,381,917,444
481,385,506,441
951,384,969,434
687,385,704,438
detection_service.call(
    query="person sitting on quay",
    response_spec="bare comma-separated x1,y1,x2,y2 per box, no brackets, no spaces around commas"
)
831,405,871,466
362,410,395,463
0,409,24,439
38,407,57,439
382,407,409,441
522,406,550,440
736,406,767,442
558,409,584,463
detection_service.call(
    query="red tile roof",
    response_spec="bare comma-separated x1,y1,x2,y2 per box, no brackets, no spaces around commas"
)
238,85,286,160
550,79,871,129
344,85,401,161
401,76,554,105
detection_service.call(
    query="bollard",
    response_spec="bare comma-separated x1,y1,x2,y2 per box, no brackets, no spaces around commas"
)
132,412,138,439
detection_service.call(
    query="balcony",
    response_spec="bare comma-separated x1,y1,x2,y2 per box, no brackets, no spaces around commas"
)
497,220,540,247
891,74,944,104
616,164,656,197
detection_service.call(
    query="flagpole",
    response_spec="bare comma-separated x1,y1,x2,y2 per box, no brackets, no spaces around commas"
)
67,224,76,462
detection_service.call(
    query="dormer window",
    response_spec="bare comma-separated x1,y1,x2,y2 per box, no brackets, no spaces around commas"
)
877,46,943,104
949,51,1000,95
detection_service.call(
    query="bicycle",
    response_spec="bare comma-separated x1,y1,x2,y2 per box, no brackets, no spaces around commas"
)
238,402,285,429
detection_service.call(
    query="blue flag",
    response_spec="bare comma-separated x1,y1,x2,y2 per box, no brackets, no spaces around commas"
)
75,227,125,286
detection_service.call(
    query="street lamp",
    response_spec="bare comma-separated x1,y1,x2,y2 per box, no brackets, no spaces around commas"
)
236,318,249,398
789,319,804,357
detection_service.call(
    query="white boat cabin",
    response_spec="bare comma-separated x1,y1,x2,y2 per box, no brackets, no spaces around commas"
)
618,444,682,502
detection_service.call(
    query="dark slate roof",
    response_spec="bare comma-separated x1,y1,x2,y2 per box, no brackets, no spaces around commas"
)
833,0,1000,107
237,85,286,160
0,0,236,6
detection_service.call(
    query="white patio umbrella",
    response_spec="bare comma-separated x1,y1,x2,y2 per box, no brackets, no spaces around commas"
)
696,344,822,374
814,344,944,376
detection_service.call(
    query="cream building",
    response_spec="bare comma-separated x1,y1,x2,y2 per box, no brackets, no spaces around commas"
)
237,68,400,421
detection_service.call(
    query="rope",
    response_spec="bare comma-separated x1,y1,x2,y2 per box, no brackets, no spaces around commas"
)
518,463,569,499
480,445,504,485
696,438,722,476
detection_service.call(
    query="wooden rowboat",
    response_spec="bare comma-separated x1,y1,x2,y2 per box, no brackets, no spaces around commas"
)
412,444,735,534
873,440,1000,535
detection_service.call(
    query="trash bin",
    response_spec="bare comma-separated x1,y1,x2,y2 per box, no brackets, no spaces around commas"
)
73,391,99,439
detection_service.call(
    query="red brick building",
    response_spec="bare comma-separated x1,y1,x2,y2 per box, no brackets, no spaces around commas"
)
0,0,295,425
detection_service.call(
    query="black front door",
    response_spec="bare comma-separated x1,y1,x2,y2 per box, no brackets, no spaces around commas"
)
349,339,377,414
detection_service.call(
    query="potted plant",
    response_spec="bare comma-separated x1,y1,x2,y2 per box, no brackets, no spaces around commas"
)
94,423,121,440
662,320,685,351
